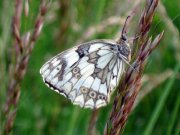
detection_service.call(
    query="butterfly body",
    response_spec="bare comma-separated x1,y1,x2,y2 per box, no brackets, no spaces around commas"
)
40,39,131,109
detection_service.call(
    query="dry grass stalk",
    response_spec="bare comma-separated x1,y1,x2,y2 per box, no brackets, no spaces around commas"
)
104,0,164,134
87,110,99,135
56,0,71,44
3,0,49,134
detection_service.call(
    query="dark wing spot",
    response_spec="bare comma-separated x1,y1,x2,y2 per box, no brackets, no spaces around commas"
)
58,59,67,81
76,44,90,58
76,49,85,58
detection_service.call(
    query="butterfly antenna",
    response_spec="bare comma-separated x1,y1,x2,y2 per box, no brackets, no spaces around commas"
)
117,16,131,43
121,15,130,35
126,61,139,73
119,54,139,73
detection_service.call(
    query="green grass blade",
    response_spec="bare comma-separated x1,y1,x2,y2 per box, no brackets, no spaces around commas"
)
95,0,107,24
143,61,180,135
174,120,180,135
66,107,80,135
166,91,180,135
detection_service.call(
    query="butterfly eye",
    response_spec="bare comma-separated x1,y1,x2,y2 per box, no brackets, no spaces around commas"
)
73,67,80,74
89,91,97,99
80,86,88,93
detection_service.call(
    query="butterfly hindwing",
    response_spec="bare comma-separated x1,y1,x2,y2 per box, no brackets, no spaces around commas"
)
40,40,126,109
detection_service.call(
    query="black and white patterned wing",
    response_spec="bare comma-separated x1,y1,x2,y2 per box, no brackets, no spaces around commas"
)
40,40,126,109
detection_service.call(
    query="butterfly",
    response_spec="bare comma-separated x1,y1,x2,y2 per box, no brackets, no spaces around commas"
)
40,18,132,109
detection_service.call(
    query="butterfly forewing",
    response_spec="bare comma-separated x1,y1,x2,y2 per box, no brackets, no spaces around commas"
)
40,40,130,109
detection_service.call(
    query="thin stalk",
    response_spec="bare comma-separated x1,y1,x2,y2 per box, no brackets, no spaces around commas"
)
87,109,99,135
3,0,49,134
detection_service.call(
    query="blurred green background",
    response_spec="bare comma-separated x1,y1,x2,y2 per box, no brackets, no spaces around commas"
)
0,0,179,135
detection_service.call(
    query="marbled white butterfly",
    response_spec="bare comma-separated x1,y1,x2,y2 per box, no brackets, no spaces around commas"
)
40,17,131,109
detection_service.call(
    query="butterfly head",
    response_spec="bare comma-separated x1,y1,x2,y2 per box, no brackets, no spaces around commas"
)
117,31,131,61
117,37,131,62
